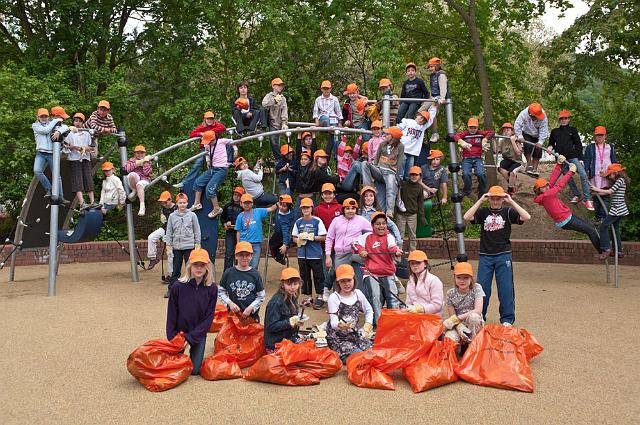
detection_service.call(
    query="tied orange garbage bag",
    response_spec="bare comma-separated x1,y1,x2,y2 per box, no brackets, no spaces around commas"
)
200,345,244,381
455,324,535,393
244,340,342,386
214,315,265,368
126,332,193,392
403,338,459,393
520,328,543,361
347,310,444,390
208,304,228,333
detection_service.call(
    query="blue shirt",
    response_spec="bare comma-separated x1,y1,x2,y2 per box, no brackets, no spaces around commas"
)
235,208,268,243
292,216,327,259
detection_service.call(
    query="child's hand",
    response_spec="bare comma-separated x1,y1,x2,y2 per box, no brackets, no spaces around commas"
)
338,320,353,330
557,154,566,164
279,244,287,255
395,249,403,257
241,306,254,318
228,301,241,313
325,256,332,269
360,249,368,258
117,204,124,211
568,163,577,173
275,94,283,104
69,127,78,133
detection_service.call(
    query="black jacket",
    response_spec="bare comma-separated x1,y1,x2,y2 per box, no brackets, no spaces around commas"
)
548,125,583,160
264,292,299,350
220,201,243,231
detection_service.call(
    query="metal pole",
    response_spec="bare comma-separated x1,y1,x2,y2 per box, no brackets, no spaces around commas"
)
594,194,619,288
47,137,62,296
9,245,17,282
117,128,139,282
445,101,466,258
382,90,391,128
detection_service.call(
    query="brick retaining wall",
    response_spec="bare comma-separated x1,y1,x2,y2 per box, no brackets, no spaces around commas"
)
3,238,637,267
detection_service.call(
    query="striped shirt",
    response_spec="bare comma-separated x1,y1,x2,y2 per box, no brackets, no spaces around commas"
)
85,111,117,134
609,178,629,216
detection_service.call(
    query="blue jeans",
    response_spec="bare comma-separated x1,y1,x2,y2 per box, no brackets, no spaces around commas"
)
562,215,600,252
355,120,372,142
319,115,337,159
593,194,610,221
224,230,237,270
34,151,64,196
189,338,207,375
250,242,261,270
322,252,336,291
341,160,362,192
254,192,278,207
396,102,420,124
477,253,515,324
403,154,417,180
599,215,623,252
193,167,228,199
182,149,205,184
365,275,398,325
563,159,590,199
461,157,487,196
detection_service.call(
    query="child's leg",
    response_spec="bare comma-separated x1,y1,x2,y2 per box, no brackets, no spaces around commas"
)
474,157,487,196
612,216,623,253
562,215,601,253
598,215,616,252
205,167,228,211
493,253,515,325
476,255,495,321
365,276,382,325
380,276,399,308
463,312,484,340
250,243,261,270
189,338,207,375
224,231,236,270
396,102,409,123
147,228,164,259
407,213,417,252
33,152,52,192
396,214,407,245
171,249,185,281
461,158,473,195
298,258,311,295
82,160,94,203
127,173,139,193
166,247,174,277
70,161,84,204
508,169,518,189
310,259,325,298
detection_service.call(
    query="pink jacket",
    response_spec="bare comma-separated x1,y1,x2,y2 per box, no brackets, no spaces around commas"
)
125,158,152,181
406,270,444,315
325,215,372,255
533,163,573,223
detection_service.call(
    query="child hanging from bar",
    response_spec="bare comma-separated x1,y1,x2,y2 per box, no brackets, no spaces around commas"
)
443,262,484,351
292,197,327,309
190,130,232,218
533,155,601,253
497,122,522,195
146,191,177,280
269,194,295,265
99,161,126,213
453,117,494,199
397,107,436,179
404,250,443,315
234,156,278,208
65,112,96,208
218,241,266,322
125,145,152,216
264,268,308,353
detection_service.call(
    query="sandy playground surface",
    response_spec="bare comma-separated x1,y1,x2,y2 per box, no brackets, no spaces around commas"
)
1,259,639,425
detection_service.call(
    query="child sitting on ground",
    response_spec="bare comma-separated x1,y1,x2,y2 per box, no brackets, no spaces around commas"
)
264,267,308,353
125,145,152,216
99,161,126,213
221,187,245,270
146,191,177,279
65,112,96,208
443,262,484,350
166,248,217,375
404,250,444,315
234,157,278,207
270,194,295,265
275,145,296,195
292,197,327,309
591,163,630,259
218,241,266,322
326,264,374,364
497,123,522,194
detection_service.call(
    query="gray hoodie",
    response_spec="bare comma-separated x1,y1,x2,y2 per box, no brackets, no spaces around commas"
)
165,210,201,250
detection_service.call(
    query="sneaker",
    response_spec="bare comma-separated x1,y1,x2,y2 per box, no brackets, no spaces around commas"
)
173,182,184,189
598,250,611,260
609,250,624,259
162,275,171,284
313,298,324,310
80,203,89,209
570,196,581,203
430,132,439,143
525,166,537,177
189,203,202,212
322,287,331,302
147,258,160,270
127,191,137,201
61,198,71,207
582,200,595,211
207,207,223,218
501,322,513,327
530,169,540,177
138,204,146,216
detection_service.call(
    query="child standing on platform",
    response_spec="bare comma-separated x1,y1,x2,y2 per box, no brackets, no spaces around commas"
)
497,123,522,194
65,112,96,208
398,108,436,179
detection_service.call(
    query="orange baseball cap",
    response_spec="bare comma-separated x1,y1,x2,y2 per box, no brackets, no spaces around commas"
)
234,98,249,109
271,77,284,86
428,149,444,159
301,131,312,140
300,198,314,208
98,100,111,109
203,111,215,119
533,178,548,190
345,83,358,94
101,161,114,171
487,186,507,197
279,194,293,204
594,126,607,135
383,126,403,139
370,211,387,223
50,106,69,119
342,198,358,208
314,149,328,159
454,262,473,276
201,130,216,144
336,264,355,280
528,103,545,120
604,163,625,176
280,144,293,155
189,248,211,264
344,145,353,152
467,117,479,127
300,149,311,158
408,250,428,262
360,185,376,196
176,193,189,201
134,145,146,152
356,98,367,113
281,267,301,281
240,194,253,203
321,183,335,193
428,57,442,65
321,80,332,89
157,191,172,202
36,108,49,117
233,186,245,195
501,122,513,129
234,157,247,169
558,109,572,118
72,112,85,122
409,165,422,175
361,142,369,153
405,62,417,70
370,120,383,129
235,241,254,254
418,110,431,121
378,78,392,88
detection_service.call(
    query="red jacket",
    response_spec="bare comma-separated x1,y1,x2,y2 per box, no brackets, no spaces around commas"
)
314,201,342,250
453,129,494,158
189,122,227,148
353,231,398,277
533,163,573,223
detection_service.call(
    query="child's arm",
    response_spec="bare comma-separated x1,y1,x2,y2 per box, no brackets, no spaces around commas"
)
353,233,368,257
387,219,403,248
400,81,407,98
142,161,153,177
505,195,531,222
548,162,563,187
124,158,136,173
249,280,266,312
437,73,448,100
266,203,278,214
327,294,341,329
192,213,201,247
418,79,429,99
324,221,336,264
265,300,296,332
457,293,484,321
446,304,457,319
463,194,488,222
116,179,126,205
419,276,444,314
417,191,426,226
510,136,522,157
165,215,174,247
357,290,374,326
166,289,179,340
32,119,60,135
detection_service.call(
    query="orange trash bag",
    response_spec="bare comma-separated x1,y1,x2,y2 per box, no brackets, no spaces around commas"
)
126,332,193,392
403,338,459,393
455,324,534,393
208,304,228,333
519,328,543,361
244,340,342,386
200,345,244,381
214,315,265,368
347,310,444,390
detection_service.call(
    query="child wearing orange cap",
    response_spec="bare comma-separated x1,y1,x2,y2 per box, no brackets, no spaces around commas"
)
85,100,117,135
591,163,630,259
146,191,177,274
295,132,318,167
398,166,427,251
496,123,522,194
313,80,343,159
326,264,374,363
314,183,343,301
398,105,437,179
342,83,371,142
270,194,296,265
341,123,383,192
463,186,530,325
397,63,430,124
583,126,618,222
261,77,289,160
234,157,278,207
98,161,125,213
453,117,495,199
444,262,484,347
264,267,307,352
308,149,340,194
514,102,549,177
221,187,245,270
65,112,96,208
336,137,354,182
231,80,261,135
374,78,400,125
218,242,265,322
166,248,217,375
125,145,152,216
275,144,297,195
405,250,443,315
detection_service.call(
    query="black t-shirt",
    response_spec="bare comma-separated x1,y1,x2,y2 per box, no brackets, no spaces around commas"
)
219,267,264,319
472,207,523,255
